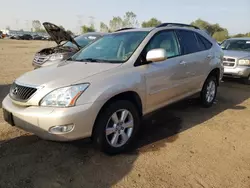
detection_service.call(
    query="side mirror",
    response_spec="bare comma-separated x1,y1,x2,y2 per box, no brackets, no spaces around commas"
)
146,48,167,62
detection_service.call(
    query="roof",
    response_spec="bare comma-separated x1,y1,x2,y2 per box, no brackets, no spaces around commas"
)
81,32,107,36
228,37,250,40
113,26,202,33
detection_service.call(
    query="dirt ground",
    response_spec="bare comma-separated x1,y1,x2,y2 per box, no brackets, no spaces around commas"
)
0,39,250,188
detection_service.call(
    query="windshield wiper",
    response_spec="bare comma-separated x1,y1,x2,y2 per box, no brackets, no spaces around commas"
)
75,58,104,62
70,58,123,63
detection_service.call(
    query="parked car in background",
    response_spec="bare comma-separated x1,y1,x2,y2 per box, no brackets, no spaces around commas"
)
2,23,223,154
221,37,250,84
0,31,3,39
32,22,105,69
19,34,33,40
9,34,20,39
33,35,46,40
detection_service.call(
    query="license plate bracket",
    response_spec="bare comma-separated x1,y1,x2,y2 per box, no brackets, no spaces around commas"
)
3,109,15,126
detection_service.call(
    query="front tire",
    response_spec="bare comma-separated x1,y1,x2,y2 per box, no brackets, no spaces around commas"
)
200,75,218,108
93,100,140,155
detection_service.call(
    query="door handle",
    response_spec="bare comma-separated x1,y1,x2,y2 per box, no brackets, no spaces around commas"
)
180,61,186,65
206,55,212,59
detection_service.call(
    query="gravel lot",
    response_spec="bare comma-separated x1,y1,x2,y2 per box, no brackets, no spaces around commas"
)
0,40,250,188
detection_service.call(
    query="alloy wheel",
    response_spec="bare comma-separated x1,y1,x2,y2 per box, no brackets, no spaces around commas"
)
105,109,134,148
206,80,216,103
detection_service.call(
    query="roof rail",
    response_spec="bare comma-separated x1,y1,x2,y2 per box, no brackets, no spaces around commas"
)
156,23,200,30
114,27,135,32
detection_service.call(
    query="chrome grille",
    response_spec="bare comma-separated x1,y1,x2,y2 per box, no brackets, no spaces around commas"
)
10,82,37,101
223,57,235,62
33,54,48,65
223,57,236,67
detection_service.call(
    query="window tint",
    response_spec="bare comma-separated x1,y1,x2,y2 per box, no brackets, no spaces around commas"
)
195,34,207,51
197,34,212,50
220,39,250,51
144,31,180,58
177,30,200,54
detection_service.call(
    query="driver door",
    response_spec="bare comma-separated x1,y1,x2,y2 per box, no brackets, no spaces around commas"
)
139,30,187,112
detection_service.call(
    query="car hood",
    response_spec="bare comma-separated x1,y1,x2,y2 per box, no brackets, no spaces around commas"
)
43,22,81,49
16,61,121,88
223,50,250,59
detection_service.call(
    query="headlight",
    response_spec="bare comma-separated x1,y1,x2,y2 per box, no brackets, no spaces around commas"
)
49,54,64,61
40,84,89,107
238,59,250,66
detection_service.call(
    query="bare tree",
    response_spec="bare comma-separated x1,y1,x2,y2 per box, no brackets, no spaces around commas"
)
32,20,42,32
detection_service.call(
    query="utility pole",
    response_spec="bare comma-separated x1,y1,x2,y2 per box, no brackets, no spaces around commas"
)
76,14,84,34
15,19,19,30
25,20,29,31
88,16,95,28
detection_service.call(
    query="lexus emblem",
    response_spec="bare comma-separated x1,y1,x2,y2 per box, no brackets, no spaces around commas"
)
12,87,18,95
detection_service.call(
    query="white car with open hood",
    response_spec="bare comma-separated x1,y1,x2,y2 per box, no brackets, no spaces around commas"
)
32,22,105,69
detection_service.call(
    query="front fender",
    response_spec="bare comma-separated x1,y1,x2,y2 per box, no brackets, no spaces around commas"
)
75,68,146,112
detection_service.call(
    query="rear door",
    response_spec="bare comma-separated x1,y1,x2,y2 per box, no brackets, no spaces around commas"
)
176,29,212,93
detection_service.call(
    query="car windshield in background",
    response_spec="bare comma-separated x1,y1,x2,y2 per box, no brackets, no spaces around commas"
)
70,31,149,63
221,39,250,51
63,34,100,49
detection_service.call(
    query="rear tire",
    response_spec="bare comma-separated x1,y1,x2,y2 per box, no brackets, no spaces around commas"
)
200,75,218,108
92,100,140,155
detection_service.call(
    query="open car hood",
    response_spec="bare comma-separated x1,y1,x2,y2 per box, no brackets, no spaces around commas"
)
43,22,80,49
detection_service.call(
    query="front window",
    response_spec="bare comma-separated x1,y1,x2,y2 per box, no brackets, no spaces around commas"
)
143,31,180,58
63,34,101,49
70,31,149,63
221,39,250,51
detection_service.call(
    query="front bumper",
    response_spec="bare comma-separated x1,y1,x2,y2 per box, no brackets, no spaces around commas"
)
223,66,250,78
2,95,101,141
32,62,42,69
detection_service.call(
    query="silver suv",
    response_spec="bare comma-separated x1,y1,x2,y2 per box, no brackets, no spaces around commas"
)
2,23,224,154
220,37,250,84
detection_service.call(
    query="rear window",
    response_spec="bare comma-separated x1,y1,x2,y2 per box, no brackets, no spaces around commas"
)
197,34,213,50
176,30,200,54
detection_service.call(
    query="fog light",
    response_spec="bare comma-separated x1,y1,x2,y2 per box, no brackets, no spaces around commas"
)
49,124,75,134
238,71,243,75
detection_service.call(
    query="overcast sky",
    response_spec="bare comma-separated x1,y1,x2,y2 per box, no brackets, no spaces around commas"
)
0,0,249,34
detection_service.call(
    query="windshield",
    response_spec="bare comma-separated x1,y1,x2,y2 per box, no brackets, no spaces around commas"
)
221,39,250,51
63,34,101,49
70,31,149,63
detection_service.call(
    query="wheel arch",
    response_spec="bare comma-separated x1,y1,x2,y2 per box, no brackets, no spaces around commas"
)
91,91,143,137
207,68,220,86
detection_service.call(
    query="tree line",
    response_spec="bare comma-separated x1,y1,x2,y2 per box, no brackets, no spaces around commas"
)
98,13,250,41
10,12,249,42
